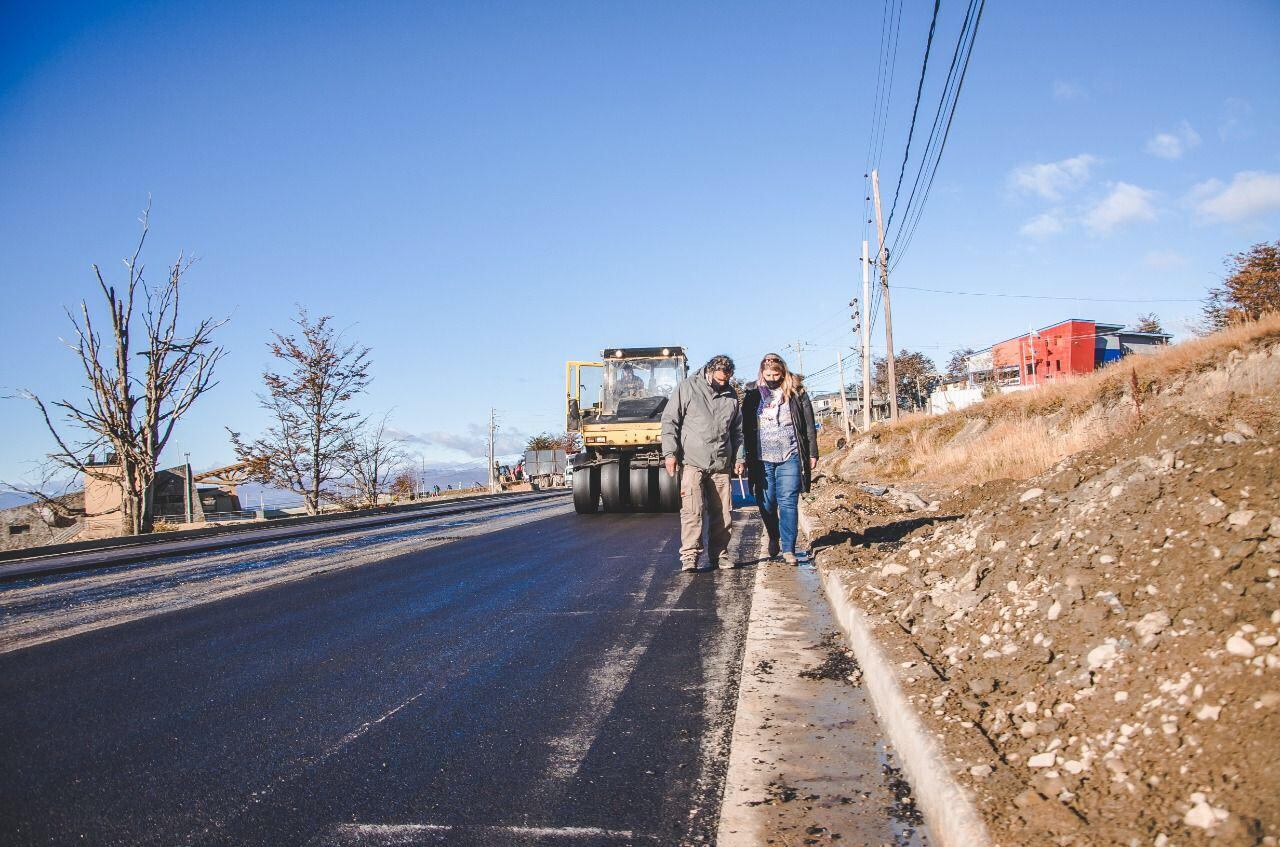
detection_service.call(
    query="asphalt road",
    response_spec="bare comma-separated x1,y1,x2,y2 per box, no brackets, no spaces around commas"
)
0,507,759,846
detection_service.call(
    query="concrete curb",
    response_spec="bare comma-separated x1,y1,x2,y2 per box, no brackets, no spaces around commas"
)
800,506,993,847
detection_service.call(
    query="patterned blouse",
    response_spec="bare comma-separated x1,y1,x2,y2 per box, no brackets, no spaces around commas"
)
757,386,798,463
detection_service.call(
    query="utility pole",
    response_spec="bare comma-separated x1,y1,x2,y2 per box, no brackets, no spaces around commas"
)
835,351,852,441
861,239,872,430
184,451,193,524
793,340,805,376
487,408,497,493
871,170,899,422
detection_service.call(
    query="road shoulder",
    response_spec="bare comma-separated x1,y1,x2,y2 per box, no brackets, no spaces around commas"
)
717,528,929,846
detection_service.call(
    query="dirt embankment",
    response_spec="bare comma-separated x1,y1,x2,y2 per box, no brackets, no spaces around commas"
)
808,324,1280,846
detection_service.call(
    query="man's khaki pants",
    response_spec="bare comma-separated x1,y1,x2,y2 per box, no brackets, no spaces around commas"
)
679,465,732,564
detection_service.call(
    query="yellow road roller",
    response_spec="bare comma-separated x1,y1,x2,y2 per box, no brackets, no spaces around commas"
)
566,346,687,514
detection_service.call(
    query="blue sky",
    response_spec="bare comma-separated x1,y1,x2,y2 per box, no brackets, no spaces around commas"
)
2,0,1278,482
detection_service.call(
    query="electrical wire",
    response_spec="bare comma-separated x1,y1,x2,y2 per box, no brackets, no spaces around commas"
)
893,284,1201,303
890,0,986,271
885,0,942,234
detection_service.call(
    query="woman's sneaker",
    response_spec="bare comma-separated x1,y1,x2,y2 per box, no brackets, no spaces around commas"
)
781,553,797,565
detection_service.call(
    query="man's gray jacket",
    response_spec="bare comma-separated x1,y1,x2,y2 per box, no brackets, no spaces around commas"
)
661,368,744,473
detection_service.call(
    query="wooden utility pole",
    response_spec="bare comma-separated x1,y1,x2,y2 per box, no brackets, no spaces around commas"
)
793,340,805,376
487,408,497,493
835,352,852,441
871,170,899,422
861,239,872,430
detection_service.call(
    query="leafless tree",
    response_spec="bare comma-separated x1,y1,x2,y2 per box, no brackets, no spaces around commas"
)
339,414,409,509
229,309,371,515
1132,312,1164,333
21,204,227,535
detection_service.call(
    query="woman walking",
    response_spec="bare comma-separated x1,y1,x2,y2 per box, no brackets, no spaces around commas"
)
742,353,819,564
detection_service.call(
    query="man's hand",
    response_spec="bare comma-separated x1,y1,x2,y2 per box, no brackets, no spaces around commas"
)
734,460,746,477
810,458,818,470
665,455,678,477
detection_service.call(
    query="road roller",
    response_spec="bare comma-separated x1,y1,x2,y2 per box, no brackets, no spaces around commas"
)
566,346,687,514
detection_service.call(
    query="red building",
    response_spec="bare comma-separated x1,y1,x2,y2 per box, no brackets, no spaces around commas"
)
981,319,1170,386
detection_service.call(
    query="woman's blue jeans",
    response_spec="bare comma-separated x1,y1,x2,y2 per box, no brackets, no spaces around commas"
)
758,454,802,555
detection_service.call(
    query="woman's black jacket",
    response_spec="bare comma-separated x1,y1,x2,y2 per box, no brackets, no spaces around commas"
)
741,386,819,493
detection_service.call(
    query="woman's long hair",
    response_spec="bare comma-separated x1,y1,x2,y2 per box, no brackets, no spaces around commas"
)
758,353,803,402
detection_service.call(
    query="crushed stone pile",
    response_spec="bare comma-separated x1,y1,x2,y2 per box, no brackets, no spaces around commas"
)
808,390,1280,845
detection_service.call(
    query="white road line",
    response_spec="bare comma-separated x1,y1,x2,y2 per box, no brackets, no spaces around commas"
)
324,822,647,844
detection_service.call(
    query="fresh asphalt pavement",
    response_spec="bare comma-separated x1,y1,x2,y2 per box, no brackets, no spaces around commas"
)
0,506,762,846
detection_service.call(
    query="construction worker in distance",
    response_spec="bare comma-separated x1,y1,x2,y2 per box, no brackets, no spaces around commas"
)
661,354,745,573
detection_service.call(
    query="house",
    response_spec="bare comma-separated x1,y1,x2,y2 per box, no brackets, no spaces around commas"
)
82,455,243,536
972,318,1171,387
937,318,1173,413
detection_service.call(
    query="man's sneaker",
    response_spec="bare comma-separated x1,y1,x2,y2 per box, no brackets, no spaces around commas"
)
717,556,736,570
781,552,798,565
680,559,699,573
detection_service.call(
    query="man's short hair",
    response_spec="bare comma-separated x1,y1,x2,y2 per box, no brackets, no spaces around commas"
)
704,354,735,375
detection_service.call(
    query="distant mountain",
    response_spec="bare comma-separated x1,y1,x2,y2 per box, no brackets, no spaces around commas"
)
0,491,35,510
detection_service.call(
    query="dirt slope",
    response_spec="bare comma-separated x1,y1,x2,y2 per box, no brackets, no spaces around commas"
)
808,331,1280,846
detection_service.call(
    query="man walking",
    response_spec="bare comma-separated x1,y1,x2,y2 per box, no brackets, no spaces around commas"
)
661,354,745,572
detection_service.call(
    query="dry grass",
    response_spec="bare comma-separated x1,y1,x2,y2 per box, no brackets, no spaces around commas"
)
842,313,1280,486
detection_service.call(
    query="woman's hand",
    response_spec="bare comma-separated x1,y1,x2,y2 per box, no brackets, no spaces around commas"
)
810,458,818,470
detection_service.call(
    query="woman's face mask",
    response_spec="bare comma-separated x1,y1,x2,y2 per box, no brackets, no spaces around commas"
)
762,367,783,389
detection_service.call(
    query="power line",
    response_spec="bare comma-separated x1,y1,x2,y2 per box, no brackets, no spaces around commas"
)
885,0,942,235
890,0,986,271
893,284,1202,303
888,0,980,260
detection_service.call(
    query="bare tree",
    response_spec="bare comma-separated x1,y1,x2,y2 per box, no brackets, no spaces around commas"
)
945,347,976,381
229,309,370,515
339,414,408,509
22,204,226,535
1132,312,1164,333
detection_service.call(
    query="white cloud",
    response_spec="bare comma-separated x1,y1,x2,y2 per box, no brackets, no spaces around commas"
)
1009,154,1097,201
1219,97,1252,141
1191,171,1280,223
1145,121,1201,160
1020,212,1065,238
1143,250,1187,269
1083,183,1157,234
1053,80,1086,101
395,423,530,458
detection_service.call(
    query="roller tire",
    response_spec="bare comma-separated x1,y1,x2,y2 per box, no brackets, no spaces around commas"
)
658,464,681,512
629,466,654,511
572,465,600,514
600,460,629,513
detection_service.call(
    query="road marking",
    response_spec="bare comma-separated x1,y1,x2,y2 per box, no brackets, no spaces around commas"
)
321,822,650,844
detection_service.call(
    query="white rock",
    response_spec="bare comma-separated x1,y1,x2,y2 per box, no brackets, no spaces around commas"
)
1087,643,1118,669
1195,704,1221,721
969,764,992,777
1227,635,1257,658
1099,554,1117,565
1134,610,1171,643
1019,721,1038,738
991,539,1008,552
1019,488,1044,503
881,563,909,577
1114,691,1129,703
1222,431,1246,445
1109,485,1124,498
1255,634,1277,648
1028,752,1057,768
1184,800,1229,829
1047,600,1063,621
1062,760,1085,774
1228,510,1257,527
